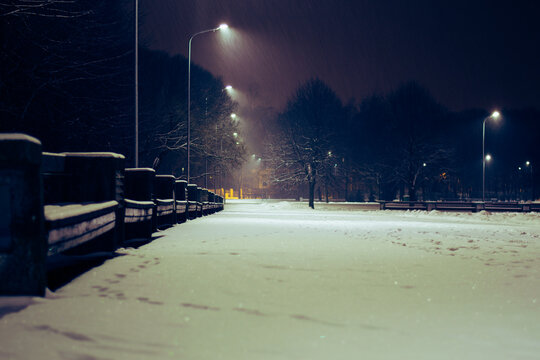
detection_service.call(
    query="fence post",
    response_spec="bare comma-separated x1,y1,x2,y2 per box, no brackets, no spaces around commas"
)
0,134,47,296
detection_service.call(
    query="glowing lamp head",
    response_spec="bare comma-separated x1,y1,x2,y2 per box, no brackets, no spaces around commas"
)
485,154,492,162
491,111,500,119
218,24,229,30
225,85,233,90
231,113,237,119
526,161,530,166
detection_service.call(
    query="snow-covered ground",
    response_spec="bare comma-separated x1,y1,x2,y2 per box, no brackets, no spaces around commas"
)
1,200,539,360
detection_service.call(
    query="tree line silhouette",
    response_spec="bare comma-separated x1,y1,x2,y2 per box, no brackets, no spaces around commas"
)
266,78,539,206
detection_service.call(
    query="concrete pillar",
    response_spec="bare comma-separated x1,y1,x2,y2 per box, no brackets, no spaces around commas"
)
0,134,46,296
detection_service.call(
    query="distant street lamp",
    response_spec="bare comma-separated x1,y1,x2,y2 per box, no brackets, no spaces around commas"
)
484,154,493,199
187,23,228,183
482,111,500,202
526,161,534,200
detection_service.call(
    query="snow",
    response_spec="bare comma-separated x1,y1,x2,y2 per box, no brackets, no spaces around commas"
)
1,200,539,359
0,133,41,145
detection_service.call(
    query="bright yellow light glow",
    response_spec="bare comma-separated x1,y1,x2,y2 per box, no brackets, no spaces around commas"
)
491,111,500,119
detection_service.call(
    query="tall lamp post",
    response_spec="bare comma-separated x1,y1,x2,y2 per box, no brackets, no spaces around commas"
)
187,23,228,183
134,0,139,167
526,161,533,200
482,111,500,202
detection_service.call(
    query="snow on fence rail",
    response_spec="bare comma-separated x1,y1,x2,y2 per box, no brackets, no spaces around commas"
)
0,133,224,296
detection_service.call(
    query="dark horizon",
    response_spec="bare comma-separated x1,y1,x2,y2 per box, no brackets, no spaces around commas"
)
142,0,540,112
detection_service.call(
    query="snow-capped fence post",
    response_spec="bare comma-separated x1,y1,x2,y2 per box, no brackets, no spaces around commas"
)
175,180,188,223
154,175,176,229
216,195,224,211
124,168,155,240
208,191,215,214
196,187,203,217
0,134,47,296
187,184,199,219
201,188,209,216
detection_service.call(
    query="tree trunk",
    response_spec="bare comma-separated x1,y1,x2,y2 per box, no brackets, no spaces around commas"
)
325,182,329,203
409,185,417,201
309,180,316,209
345,173,349,201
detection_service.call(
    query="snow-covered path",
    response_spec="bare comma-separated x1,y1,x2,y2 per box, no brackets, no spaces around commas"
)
1,200,539,359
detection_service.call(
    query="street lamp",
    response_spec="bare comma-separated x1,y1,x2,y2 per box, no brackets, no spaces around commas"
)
525,161,533,200
135,0,139,167
187,23,229,183
482,111,500,202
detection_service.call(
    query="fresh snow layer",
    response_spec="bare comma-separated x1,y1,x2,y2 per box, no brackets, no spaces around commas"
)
1,200,539,360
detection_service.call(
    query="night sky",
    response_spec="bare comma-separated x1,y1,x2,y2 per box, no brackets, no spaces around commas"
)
142,0,540,112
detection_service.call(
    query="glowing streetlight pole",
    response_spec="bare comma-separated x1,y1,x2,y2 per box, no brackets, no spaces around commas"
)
135,0,139,167
482,111,500,202
187,23,228,183
526,161,533,200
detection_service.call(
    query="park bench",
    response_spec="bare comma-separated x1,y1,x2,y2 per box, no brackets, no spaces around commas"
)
426,201,481,212
381,201,428,211
124,168,155,239
175,180,188,223
484,202,525,212
154,175,176,229
526,203,540,212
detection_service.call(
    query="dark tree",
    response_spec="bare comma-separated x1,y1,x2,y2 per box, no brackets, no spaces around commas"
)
267,78,345,208
353,82,452,201
138,49,245,180
1,0,134,155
